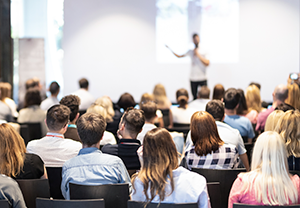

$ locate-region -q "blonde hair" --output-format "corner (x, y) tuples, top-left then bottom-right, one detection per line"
(87, 104), (108, 120)
(275, 110), (300, 157)
(245, 85), (261, 112)
(241, 131), (298, 205)
(140, 93), (154, 105)
(264, 110), (284, 131)
(0, 124), (26, 177)
(153, 84), (170, 108)
(285, 83), (300, 110)
(94, 96), (115, 122)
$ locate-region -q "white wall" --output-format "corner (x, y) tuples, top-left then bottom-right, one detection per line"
(63, 0), (299, 103)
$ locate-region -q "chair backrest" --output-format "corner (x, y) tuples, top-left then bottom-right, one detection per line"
(127, 201), (198, 208)
(160, 109), (170, 127)
(45, 167), (63, 199)
(233, 203), (300, 208)
(207, 182), (221, 208)
(36, 197), (105, 208)
(244, 143), (254, 166)
(0, 200), (9, 208)
(70, 183), (129, 208)
(16, 179), (50, 208)
(191, 168), (246, 208)
(19, 122), (42, 145)
(290, 170), (300, 177)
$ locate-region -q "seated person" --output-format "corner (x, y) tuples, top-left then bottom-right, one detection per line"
(72, 78), (95, 111)
(189, 86), (211, 111)
(27, 105), (82, 167)
(61, 113), (131, 199)
(40, 81), (60, 111)
(102, 107), (145, 170)
(229, 131), (300, 207)
(131, 128), (210, 208)
(185, 111), (239, 170)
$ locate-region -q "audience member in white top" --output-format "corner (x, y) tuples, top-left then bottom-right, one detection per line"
(27, 104), (82, 167)
(131, 128), (210, 208)
(72, 78), (95, 110)
(40, 81), (60, 111)
(0, 82), (18, 118)
(189, 86), (211, 112)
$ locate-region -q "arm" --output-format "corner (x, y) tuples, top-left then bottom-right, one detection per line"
(165, 45), (186, 58)
(40, 166), (48, 179)
(239, 153), (250, 172)
(194, 49), (210, 66)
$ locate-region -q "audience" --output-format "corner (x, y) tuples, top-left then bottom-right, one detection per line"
(40, 81), (60, 111)
(212, 84), (225, 100)
(59, 95), (81, 142)
(0, 82), (18, 118)
(228, 131), (300, 207)
(17, 88), (48, 136)
(189, 86), (211, 111)
(117, 92), (136, 113)
(27, 105), (82, 167)
(72, 78), (95, 110)
(245, 85), (262, 124)
(184, 111), (239, 170)
(131, 128), (210, 208)
(285, 83), (300, 110)
(223, 88), (255, 143)
(102, 107), (145, 170)
(61, 113), (131, 200)
(264, 110), (284, 131)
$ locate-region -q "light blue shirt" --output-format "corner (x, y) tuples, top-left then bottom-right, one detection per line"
(224, 115), (255, 139)
(131, 167), (210, 208)
(61, 147), (132, 199)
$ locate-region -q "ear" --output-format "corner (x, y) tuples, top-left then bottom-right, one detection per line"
(119, 123), (125, 131)
(74, 113), (80, 121)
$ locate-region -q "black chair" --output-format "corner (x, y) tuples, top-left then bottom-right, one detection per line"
(160, 109), (171, 127)
(36, 198), (105, 208)
(233, 203), (300, 208)
(46, 167), (64, 199)
(128, 201), (198, 208)
(244, 143), (254, 165)
(290, 170), (300, 177)
(191, 168), (246, 208)
(70, 183), (129, 208)
(19, 122), (42, 145)
(0, 200), (9, 208)
(207, 182), (221, 208)
(16, 178), (50, 208)
(78, 110), (86, 117)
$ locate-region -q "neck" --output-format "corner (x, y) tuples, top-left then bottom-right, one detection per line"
(179, 104), (188, 109)
(145, 118), (155, 124)
(272, 100), (282, 108)
(225, 109), (236, 116)
(82, 143), (100, 149)
(120, 130), (136, 140)
(48, 130), (64, 135)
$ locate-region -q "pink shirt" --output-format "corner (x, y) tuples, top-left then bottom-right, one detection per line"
(228, 172), (300, 208)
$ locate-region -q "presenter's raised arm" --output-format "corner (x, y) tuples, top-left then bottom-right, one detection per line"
(194, 49), (210, 66)
(165, 45), (186, 58)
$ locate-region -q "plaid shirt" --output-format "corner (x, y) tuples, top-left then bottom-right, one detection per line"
(185, 143), (239, 170)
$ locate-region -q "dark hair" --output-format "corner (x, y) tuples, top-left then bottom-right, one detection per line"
(25, 78), (40, 90)
(77, 113), (106, 146)
(224, 88), (240, 110)
(191, 111), (223, 156)
(24, 88), (41, 108)
(79, 78), (89, 89)
(49, 81), (60, 95)
(46, 105), (70, 131)
(198, 86), (210, 99)
(140, 101), (157, 121)
(176, 88), (189, 107)
(121, 107), (145, 134)
(212, 84), (225, 100)
(60, 95), (81, 122)
(117, 93), (136, 110)
(205, 100), (225, 121)
(249, 82), (261, 90)
(275, 103), (295, 112)
(192, 33), (198, 39)
(236, 89), (248, 115)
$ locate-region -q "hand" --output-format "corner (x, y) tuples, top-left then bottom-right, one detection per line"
(165, 45), (169, 48)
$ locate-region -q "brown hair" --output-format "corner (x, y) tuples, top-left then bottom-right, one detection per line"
(198, 86), (210, 99)
(46, 105), (70, 131)
(59, 95), (81, 122)
(0, 124), (26, 177)
(132, 128), (178, 203)
(191, 111), (223, 156)
(140, 101), (157, 121)
(121, 107), (145, 136)
(0, 82), (12, 100)
(285, 83), (300, 110)
(24, 88), (41, 108)
(212, 84), (225, 100)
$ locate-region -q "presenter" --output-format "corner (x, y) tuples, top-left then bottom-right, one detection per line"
(166, 33), (210, 100)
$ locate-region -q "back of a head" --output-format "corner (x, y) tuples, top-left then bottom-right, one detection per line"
(198, 86), (210, 99)
(121, 108), (145, 135)
(140, 93), (154, 105)
(94, 96), (115, 122)
(245, 85), (261, 112)
(249, 82), (261, 90)
(77, 113), (106, 146)
(140, 101), (157, 121)
(274, 84), (288, 102)
(212, 84), (225, 100)
(236, 89), (248, 115)
(59, 95), (81, 122)
(79, 78), (89, 89)
(176, 88), (189, 107)
(264, 110), (284, 131)
(224, 88), (240, 110)
(275, 103), (295, 112)
(274, 110), (300, 157)
(49, 81), (60, 95)
(25, 77), (40, 90)
(117, 93), (136, 111)
(153, 84), (167, 97)
(25, 88), (41, 108)
(87, 104), (108, 120)
(285, 83), (300, 110)
(190, 111), (222, 156)
(205, 100), (224, 121)
(0, 82), (11, 100)
(46, 105), (70, 131)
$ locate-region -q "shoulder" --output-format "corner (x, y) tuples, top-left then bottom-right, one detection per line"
(63, 138), (82, 146)
(102, 144), (118, 153)
(25, 153), (43, 163)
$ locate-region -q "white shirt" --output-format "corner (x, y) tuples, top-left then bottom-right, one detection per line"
(185, 121), (246, 155)
(137, 123), (157, 144)
(189, 99), (210, 112)
(131, 166), (210, 208)
(100, 131), (117, 146)
(186, 48), (209, 82)
(72, 89), (95, 110)
(26, 133), (82, 167)
(171, 107), (195, 124)
(40, 96), (59, 111)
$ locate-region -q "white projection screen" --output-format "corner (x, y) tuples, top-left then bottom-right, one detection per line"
(63, 0), (299, 103)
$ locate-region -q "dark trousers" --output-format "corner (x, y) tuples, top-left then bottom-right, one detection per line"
(190, 80), (207, 100)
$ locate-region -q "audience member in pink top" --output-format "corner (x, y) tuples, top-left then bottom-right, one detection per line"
(228, 131), (300, 208)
